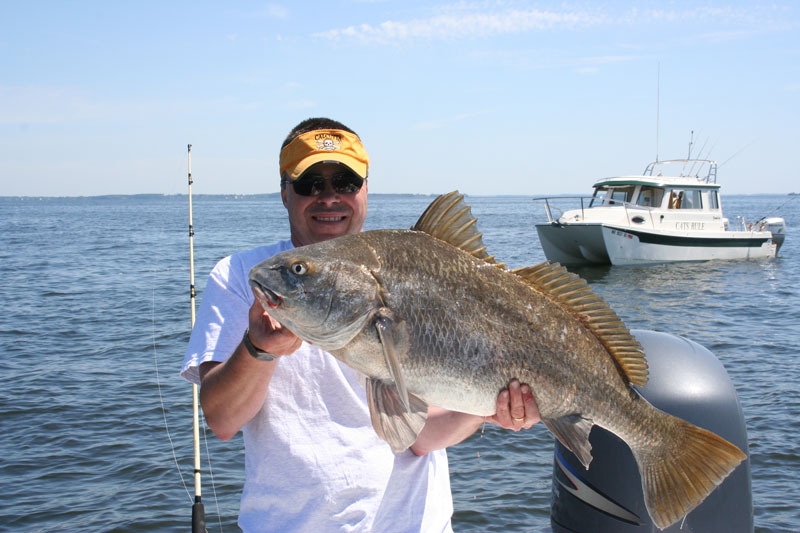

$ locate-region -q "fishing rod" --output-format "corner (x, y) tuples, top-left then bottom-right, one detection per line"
(686, 135), (711, 177)
(681, 130), (694, 176)
(188, 144), (206, 533)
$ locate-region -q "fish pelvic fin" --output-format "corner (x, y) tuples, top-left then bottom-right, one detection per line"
(374, 309), (412, 411)
(512, 262), (649, 387)
(543, 415), (594, 469)
(365, 378), (429, 453)
(412, 191), (506, 268)
(633, 414), (747, 529)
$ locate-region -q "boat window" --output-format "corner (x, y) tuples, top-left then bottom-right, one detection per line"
(668, 190), (682, 209)
(635, 186), (664, 207)
(680, 189), (702, 209)
(708, 190), (719, 210)
(606, 186), (634, 205)
(589, 188), (606, 208)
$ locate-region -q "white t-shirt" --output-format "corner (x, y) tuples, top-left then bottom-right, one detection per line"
(181, 240), (454, 532)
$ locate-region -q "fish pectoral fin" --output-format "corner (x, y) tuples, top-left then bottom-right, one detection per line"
(374, 310), (412, 411)
(365, 378), (429, 453)
(543, 414), (594, 469)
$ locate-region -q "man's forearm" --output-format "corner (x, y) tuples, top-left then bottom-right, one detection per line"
(409, 380), (540, 456)
(198, 343), (278, 440)
(410, 407), (484, 456)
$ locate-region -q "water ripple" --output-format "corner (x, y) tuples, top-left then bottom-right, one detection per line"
(1, 194), (797, 531)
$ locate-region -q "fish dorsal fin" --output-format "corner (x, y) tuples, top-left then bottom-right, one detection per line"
(512, 262), (649, 386)
(412, 191), (505, 268)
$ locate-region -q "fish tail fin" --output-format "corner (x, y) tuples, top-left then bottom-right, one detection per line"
(633, 414), (746, 529)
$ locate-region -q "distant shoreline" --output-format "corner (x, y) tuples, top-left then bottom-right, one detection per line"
(1, 192), (796, 200)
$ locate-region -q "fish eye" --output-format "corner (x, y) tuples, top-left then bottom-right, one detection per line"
(290, 262), (308, 276)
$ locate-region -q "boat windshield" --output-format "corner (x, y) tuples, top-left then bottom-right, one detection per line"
(591, 186), (634, 207)
(635, 186), (664, 208)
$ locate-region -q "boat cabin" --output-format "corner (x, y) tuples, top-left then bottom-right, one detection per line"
(589, 179), (721, 213)
(585, 160), (724, 222)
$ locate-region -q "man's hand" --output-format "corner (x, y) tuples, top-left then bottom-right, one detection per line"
(199, 295), (302, 441)
(247, 290), (302, 356)
(486, 379), (540, 431)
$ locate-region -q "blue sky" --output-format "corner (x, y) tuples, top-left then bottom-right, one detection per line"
(2, 1), (798, 196)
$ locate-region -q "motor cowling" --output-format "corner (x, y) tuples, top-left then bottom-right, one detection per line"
(550, 329), (753, 532)
(758, 217), (786, 253)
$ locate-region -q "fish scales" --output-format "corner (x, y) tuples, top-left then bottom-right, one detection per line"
(351, 229), (613, 421)
(249, 191), (746, 529)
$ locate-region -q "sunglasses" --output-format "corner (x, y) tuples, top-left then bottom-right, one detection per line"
(288, 171), (365, 197)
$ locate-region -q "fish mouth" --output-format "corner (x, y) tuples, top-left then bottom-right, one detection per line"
(250, 280), (283, 310)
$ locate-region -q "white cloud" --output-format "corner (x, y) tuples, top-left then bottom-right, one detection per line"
(316, 8), (603, 43)
(315, 3), (788, 44)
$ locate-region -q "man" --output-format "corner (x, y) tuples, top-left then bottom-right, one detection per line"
(181, 117), (539, 532)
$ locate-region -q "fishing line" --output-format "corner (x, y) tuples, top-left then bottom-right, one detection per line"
(148, 151), (197, 506)
(147, 146), (224, 531)
(152, 287), (193, 503)
(686, 135), (710, 177)
(719, 139), (757, 167)
(151, 284), (223, 531)
(202, 424), (223, 530)
(756, 193), (798, 222)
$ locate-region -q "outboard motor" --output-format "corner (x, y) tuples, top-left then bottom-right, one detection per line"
(550, 329), (752, 532)
(758, 217), (786, 253)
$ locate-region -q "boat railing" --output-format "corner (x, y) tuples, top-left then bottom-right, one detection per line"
(533, 196), (595, 223)
(643, 159), (718, 183)
(534, 196), (660, 229)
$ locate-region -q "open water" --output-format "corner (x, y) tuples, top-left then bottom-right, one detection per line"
(1, 193), (798, 532)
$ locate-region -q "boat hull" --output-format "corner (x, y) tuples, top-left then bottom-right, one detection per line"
(536, 222), (778, 266)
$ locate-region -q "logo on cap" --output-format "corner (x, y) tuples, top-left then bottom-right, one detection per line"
(315, 133), (342, 151)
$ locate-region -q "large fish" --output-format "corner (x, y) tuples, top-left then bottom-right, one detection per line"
(249, 192), (745, 529)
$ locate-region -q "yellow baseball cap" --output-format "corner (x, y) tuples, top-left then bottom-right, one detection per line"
(279, 129), (369, 180)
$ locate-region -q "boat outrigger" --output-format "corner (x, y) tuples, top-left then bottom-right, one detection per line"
(535, 159), (786, 266)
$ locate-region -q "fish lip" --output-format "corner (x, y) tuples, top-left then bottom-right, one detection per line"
(249, 280), (283, 309)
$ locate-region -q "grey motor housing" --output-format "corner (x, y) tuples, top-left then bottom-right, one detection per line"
(550, 329), (753, 532)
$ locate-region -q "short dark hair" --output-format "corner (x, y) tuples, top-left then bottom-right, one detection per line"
(281, 118), (358, 149)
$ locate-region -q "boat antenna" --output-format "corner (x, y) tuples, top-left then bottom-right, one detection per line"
(187, 144), (206, 533)
(655, 62), (660, 163)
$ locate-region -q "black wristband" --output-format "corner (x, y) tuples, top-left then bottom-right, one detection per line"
(242, 328), (277, 361)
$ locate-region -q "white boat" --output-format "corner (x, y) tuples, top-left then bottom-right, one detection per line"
(534, 159), (787, 266)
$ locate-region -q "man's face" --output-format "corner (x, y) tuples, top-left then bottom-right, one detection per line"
(282, 162), (368, 247)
